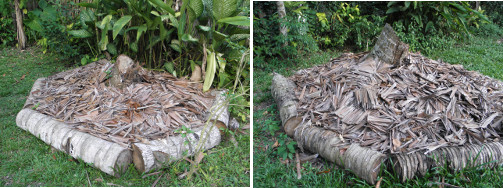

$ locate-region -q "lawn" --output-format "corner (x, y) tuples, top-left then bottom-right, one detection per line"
(0, 47), (250, 187)
(253, 34), (503, 187)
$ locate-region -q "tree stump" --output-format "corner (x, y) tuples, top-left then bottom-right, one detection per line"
(108, 54), (142, 89)
(367, 23), (409, 66)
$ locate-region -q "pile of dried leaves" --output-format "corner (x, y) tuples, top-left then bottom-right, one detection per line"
(31, 60), (214, 148)
(291, 52), (503, 154)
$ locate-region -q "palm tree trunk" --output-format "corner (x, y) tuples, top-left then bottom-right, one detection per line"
(276, 1), (288, 47)
(14, 0), (26, 50)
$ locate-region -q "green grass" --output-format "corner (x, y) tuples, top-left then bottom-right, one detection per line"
(0, 47), (250, 187)
(253, 33), (503, 187)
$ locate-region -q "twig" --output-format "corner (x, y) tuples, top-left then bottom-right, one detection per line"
(86, 170), (92, 187)
(142, 171), (163, 179)
(295, 152), (301, 179)
(151, 172), (164, 187)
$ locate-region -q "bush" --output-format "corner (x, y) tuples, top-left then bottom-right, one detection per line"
(253, 1), (318, 69)
(305, 3), (385, 51)
(24, 0), (88, 61)
(393, 21), (455, 56)
(483, 2), (503, 27)
(473, 23), (503, 38)
(0, 1), (15, 48)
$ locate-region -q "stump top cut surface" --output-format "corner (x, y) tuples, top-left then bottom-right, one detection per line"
(27, 60), (215, 148)
(290, 51), (503, 154)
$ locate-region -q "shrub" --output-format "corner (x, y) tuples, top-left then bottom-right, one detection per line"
(253, 1), (318, 69)
(0, 1), (15, 48)
(305, 3), (385, 51)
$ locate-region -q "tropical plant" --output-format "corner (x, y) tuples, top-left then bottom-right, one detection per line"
(308, 3), (385, 50)
(0, 1), (16, 48)
(23, 0), (86, 59)
(386, 1), (490, 37)
(68, 0), (249, 92)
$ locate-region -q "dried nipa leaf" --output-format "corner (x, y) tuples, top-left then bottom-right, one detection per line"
(30, 60), (215, 148)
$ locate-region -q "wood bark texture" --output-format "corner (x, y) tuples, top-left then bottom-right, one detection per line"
(293, 121), (386, 184)
(271, 72), (302, 137)
(108, 54), (140, 89)
(276, 1), (288, 47)
(368, 23), (408, 66)
(14, 0), (26, 49)
(392, 141), (503, 182)
(208, 90), (230, 134)
(132, 123), (221, 173)
(16, 109), (132, 176)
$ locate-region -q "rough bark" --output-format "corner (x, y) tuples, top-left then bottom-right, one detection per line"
(16, 109), (132, 176)
(393, 141), (503, 182)
(293, 121), (386, 184)
(14, 0), (26, 50)
(132, 123), (221, 173)
(208, 90), (230, 134)
(276, 1), (288, 47)
(271, 72), (302, 137)
(367, 23), (409, 66)
(23, 77), (46, 109)
(108, 54), (141, 89)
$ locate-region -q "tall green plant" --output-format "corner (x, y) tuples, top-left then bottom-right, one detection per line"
(387, 1), (490, 37)
(67, 0), (249, 93)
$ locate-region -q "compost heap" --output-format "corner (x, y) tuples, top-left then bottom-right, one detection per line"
(290, 52), (503, 154)
(29, 60), (214, 149)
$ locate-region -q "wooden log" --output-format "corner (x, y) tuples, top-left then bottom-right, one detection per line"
(271, 72), (302, 137)
(392, 141), (503, 182)
(132, 123), (221, 173)
(16, 109), (132, 176)
(293, 121), (386, 184)
(366, 23), (409, 66)
(132, 90), (229, 172)
(208, 90), (230, 134)
(23, 77), (46, 109)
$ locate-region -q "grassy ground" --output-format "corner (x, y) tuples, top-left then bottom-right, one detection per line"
(0, 47), (250, 187)
(253, 34), (503, 187)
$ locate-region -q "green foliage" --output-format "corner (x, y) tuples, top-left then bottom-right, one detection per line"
(0, 17), (16, 48)
(23, 0), (88, 60)
(253, 1), (318, 69)
(66, 0), (249, 93)
(0, 1), (15, 48)
(386, 2), (490, 37)
(276, 133), (296, 160)
(227, 91), (249, 122)
(392, 21), (455, 56)
(307, 3), (385, 50)
(483, 2), (503, 27)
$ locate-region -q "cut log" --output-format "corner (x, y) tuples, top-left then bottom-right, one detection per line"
(271, 72), (302, 137)
(393, 141), (503, 182)
(367, 23), (409, 66)
(132, 123), (221, 173)
(293, 121), (386, 184)
(208, 90), (230, 134)
(16, 109), (132, 176)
